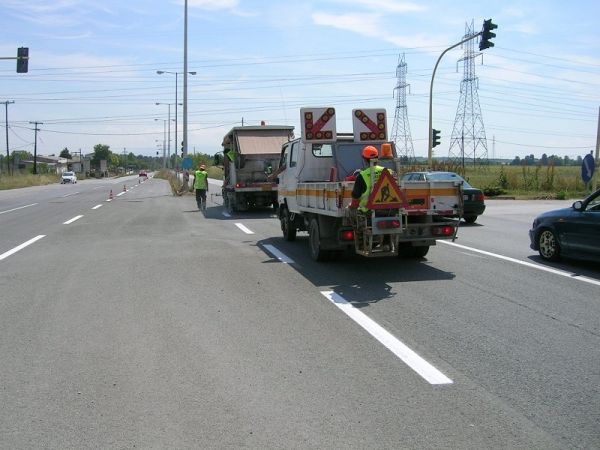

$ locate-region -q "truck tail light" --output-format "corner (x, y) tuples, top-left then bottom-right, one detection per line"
(475, 193), (485, 202)
(235, 182), (246, 188)
(340, 230), (354, 241)
(432, 225), (455, 236)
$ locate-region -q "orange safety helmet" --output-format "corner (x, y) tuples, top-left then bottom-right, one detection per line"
(361, 145), (379, 160)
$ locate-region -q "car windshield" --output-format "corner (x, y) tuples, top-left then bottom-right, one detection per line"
(63, 172), (73, 177)
(427, 172), (472, 188)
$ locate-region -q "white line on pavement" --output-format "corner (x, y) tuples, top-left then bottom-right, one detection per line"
(263, 244), (295, 264)
(0, 203), (38, 215)
(63, 215), (84, 225)
(61, 192), (80, 197)
(321, 291), (453, 385)
(440, 241), (600, 287)
(92, 204), (103, 210)
(235, 223), (254, 234)
(116, 191), (126, 197)
(0, 235), (46, 261)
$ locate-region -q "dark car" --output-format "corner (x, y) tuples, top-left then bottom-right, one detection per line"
(401, 171), (486, 223)
(529, 188), (600, 262)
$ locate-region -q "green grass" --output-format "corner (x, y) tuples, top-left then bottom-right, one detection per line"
(0, 173), (59, 190)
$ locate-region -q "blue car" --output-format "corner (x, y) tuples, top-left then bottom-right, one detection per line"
(529, 188), (600, 262)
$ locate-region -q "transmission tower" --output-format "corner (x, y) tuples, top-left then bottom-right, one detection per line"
(391, 54), (415, 164)
(448, 21), (489, 167)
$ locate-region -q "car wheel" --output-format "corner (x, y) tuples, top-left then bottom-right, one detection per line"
(281, 206), (296, 241)
(537, 229), (560, 261)
(464, 215), (477, 224)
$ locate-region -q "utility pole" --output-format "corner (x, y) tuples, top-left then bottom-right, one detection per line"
(2, 100), (14, 175)
(594, 105), (599, 190)
(29, 121), (42, 174)
(183, 0), (188, 158)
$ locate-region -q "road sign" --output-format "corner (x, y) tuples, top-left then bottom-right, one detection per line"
(300, 107), (336, 143)
(581, 153), (595, 184)
(182, 157), (193, 170)
(366, 169), (405, 210)
(352, 109), (387, 142)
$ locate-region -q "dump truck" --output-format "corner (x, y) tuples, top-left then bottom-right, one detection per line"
(216, 124), (294, 213)
(275, 107), (463, 261)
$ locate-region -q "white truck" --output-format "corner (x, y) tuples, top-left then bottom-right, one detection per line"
(275, 107), (463, 261)
(217, 124), (294, 213)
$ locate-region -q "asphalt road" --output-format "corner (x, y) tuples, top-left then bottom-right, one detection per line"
(1, 176), (598, 449)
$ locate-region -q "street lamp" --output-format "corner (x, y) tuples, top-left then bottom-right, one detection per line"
(156, 70), (196, 163)
(154, 119), (167, 168)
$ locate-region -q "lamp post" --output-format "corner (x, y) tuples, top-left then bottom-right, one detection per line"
(156, 71), (196, 165)
(154, 119), (167, 168)
(155, 103), (172, 168)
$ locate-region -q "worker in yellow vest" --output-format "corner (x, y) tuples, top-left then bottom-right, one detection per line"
(193, 164), (209, 211)
(348, 146), (386, 212)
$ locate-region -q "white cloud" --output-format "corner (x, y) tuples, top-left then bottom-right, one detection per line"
(188, 0), (239, 10)
(312, 12), (447, 50)
(328, 0), (426, 13)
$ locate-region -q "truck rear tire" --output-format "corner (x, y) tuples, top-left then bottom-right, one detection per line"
(281, 207), (297, 241)
(398, 244), (430, 258)
(309, 217), (329, 262)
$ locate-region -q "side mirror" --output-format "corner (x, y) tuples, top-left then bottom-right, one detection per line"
(213, 154), (223, 166)
(572, 200), (583, 211)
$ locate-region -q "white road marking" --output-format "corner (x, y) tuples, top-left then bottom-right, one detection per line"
(61, 192), (80, 197)
(440, 241), (600, 287)
(92, 204), (103, 210)
(0, 235), (46, 261)
(63, 215), (84, 225)
(0, 203), (38, 215)
(263, 244), (295, 264)
(235, 223), (254, 234)
(116, 191), (126, 197)
(321, 291), (453, 385)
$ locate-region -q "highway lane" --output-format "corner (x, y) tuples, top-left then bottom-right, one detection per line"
(0, 174), (150, 258)
(1, 179), (598, 449)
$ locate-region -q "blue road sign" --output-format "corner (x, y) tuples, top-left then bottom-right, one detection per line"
(182, 157), (193, 170)
(581, 153), (595, 184)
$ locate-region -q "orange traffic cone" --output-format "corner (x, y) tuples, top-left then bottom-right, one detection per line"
(109, 190), (113, 200)
(123, 184), (127, 192)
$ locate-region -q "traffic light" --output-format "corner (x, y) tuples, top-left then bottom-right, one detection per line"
(181, 141), (184, 153)
(432, 129), (441, 148)
(479, 19), (497, 51)
(16, 47), (29, 73)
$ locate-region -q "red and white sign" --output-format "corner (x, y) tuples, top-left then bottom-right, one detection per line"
(300, 107), (336, 143)
(352, 109), (387, 142)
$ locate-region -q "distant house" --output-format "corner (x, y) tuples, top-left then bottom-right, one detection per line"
(20, 155), (69, 174)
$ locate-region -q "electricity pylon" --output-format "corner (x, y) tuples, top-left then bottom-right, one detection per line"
(391, 54), (415, 164)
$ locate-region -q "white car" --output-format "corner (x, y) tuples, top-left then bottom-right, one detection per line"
(61, 171), (77, 184)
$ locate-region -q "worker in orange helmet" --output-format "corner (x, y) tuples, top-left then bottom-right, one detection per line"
(348, 145), (387, 212)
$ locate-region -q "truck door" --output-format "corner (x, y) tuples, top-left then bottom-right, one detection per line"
(278, 140), (300, 211)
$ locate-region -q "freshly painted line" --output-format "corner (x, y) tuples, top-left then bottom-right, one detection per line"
(116, 191), (125, 197)
(61, 192), (80, 197)
(0, 203), (38, 215)
(63, 215), (84, 225)
(440, 241), (600, 287)
(263, 244), (295, 264)
(235, 223), (254, 234)
(0, 235), (46, 261)
(321, 291), (453, 385)
(92, 204), (103, 210)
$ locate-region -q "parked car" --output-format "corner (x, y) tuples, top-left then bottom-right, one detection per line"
(61, 171), (77, 184)
(529, 188), (600, 262)
(401, 171), (485, 223)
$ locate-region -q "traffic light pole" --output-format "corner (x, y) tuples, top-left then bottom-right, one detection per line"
(428, 34), (479, 167)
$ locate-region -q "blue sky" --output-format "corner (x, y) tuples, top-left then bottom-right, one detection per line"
(1, 0), (598, 161)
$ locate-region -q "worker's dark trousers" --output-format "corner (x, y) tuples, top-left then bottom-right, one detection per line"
(196, 189), (207, 210)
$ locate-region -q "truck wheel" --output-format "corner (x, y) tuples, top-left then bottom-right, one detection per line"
(464, 215), (477, 224)
(309, 217), (329, 262)
(281, 207), (296, 241)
